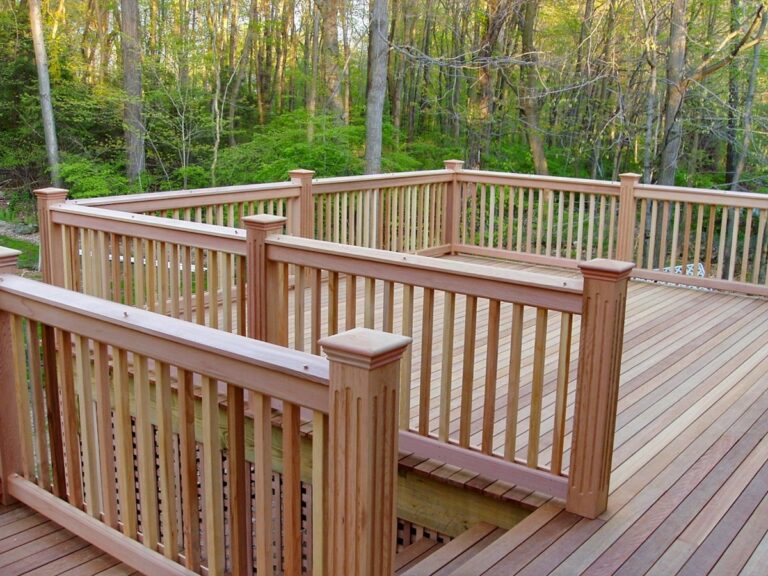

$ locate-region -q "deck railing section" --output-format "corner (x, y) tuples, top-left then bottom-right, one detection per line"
(630, 180), (768, 293)
(0, 274), (409, 576)
(453, 168), (622, 264)
(41, 197), (250, 334)
(246, 215), (632, 518)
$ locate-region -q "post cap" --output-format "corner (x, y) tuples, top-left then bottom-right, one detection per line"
(34, 187), (69, 199)
(320, 328), (411, 370)
(444, 160), (464, 171)
(290, 169), (315, 180)
(242, 214), (287, 231)
(619, 173), (641, 180)
(578, 259), (635, 281)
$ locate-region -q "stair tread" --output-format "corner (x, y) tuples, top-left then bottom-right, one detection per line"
(395, 538), (442, 573)
(449, 502), (564, 575)
(400, 522), (499, 576)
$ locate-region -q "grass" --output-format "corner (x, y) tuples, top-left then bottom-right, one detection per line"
(0, 235), (39, 270)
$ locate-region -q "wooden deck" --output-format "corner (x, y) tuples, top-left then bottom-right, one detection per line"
(7, 254), (768, 574)
(0, 503), (136, 576)
(397, 255), (768, 575)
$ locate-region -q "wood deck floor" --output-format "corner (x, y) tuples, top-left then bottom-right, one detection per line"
(8, 254), (768, 574)
(396, 255), (768, 575)
(0, 503), (136, 576)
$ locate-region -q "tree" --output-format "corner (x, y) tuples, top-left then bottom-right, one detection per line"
(364, 0), (389, 173)
(120, 0), (145, 184)
(28, 0), (61, 186)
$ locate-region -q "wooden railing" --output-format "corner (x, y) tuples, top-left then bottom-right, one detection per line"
(0, 273), (409, 575)
(246, 215), (632, 518)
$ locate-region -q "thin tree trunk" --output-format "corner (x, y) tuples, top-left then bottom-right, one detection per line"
(364, 0), (389, 174)
(120, 0), (145, 184)
(658, 0), (687, 185)
(307, 0), (320, 142)
(29, 0), (61, 186)
(726, 0), (741, 184)
(319, 0), (344, 121)
(520, 0), (549, 175)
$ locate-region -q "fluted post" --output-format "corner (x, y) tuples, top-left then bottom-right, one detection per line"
(320, 328), (411, 576)
(34, 187), (68, 286)
(567, 259), (633, 518)
(443, 159), (464, 252)
(616, 173), (640, 262)
(243, 214), (287, 343)
(290, 169), (315, 239)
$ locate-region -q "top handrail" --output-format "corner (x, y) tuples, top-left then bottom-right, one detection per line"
(265, 234), (584, 313)
(72, 181), (301, 212)
(457, 169), (622, 195)
(310, 169), (453, 194)
(635, 182), (768, 208)
(0, 274), (330, 411)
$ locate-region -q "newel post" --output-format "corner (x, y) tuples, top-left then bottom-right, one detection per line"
(243, 214), (288, 343)
(320, 328), (411, 576)
(0, 247), (21, 275)
(290, 169), (315, 239)
(616, 173), (640, 262)
(34, 187), (69, 286)
(444, 159), (464, 252)
(567, 259), (634, 519)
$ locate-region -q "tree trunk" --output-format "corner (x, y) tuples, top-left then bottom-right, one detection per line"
(28, 0), (61, 186)
(120, 0), (144, 185)
(520, 0), (549, 175)
(307, 0), (320, 142)
(319, 0), (344, 121)
(364, 0), (389, 174)
(726, 0), (741, 184)
(658, 0), (687, 185)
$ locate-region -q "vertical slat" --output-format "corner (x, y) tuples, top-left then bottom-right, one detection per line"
(227, 383), (247, 574)
(364, 277), (376, 329)
(113, 349), (137, 538)
(135, 354), (159, 549)
(681, 203), (693, 272)
(741, 208), (753, 282)
(195, 247), (205, 325)
(157, 361), (178, 560)
(26, 320), (50, 489)
(486, 184), (494, 248)
(647, 200), (658, 269)
(670, 202), (681, 270)
(311, 267), (322, 354)
(607, 196), (616, 258)
(382, 280), (395, 332)
(110, 233), (121, 302)
(252, 391), (273, 576)
(556, 191), (565, 258)
(328, 271), (339, 336)
(418, 288), (435, 436)
(183, 246), (193, 322)
(74, 334), (101, 518)
(504, 304), (524, 461)
(345, 274), (357, 330)
(551, 313), (573, 475)
(170, 244), (180, 318)
(754, 210), (767, 284)
(399, 284), (414, 430)
(526, 189), (534, 253)
(178, 369), (200, 571)
(694, 205), (705, 273)
(470, 183), (478, 247)
(516, 187), (525, 252)
(535, 189), (544, 254)
(527, 308), (548, 468)
(439, 292), (455, 442)
(566, 193), (575, 259)
(637, 198), (647, 267)
(481, 300), (501, 455)
(202, 375), (225, 575)
(658, 201), (670, 269)
(93, 342), (117, 527)
(295, 265), (306, 351)
(705, 206), (717, 275)
(496, 185), (504, 250)
(282, 402), (302, 575)
(146, 239), (157, 312)
(158, 241), (169, 316)
(716, 207), (729, 279)
(545, 191), (555, 256)
(459, 296), (477, 448)
(507, 186), (515, 251)
(11, 316), (34, 478)
(586, 195), (596, 260)
(312, 412), (328, 576)
(728, 208), (740, 281)
(236, 256), (247, 336)
(42, 325), (65, 497)
(596, 195), (606, 258)
(208, 247), (219, 329)
(222, 252), (233, 333)
(576, 194), (585, 259)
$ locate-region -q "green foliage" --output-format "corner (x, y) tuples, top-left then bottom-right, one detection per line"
(59, 156), (130, 198)
(0, 236), (39, 270)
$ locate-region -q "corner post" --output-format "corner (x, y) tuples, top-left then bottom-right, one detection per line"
(34, 187), (69, 286)
(243, 214), (288, 343)
(320, 328), (411, 576)
(290, 169), (315, 239)
(0, 247), (21, 275)
(567, 259), (633, 518)
(443, 160), (464, 253)
(616, 173), (640, 262)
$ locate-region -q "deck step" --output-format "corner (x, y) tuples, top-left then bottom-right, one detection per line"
(400, 522), (504, 576)
(447, 502), (564, 575)
(395, 538), (444, 573)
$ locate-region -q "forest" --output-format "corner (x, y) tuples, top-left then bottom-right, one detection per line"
(1, 0), (767, 224)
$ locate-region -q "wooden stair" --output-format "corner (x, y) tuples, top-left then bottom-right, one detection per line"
(397, 522), (506, 575)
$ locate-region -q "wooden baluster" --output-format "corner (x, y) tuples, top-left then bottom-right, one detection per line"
(755, 211), (767, 284)
(482, 299), (501, 455)
(459, 295), (477, 448)
(517, 187), (525, 252)
(328, 271), (340, 336)
(535, 189), (544, 254)
(364, 277), (376, 328)
(586, 195), (596, 260)
(201, 375), (225, 575)
(729, 208), (741, 281)
(556, 191), (565, 258)
(227, 381), (247, 574)
(596, 196), (606, 258)
(485, 183), (493, 248)
(320, 328), (410, 576)
(135, 354), (159, 549)
(57, 329), (83, 509)
(0, 311), (28, 504)
(208, 247), (219, 329)
(25, 320), (50, 490)
(527, 308), (548, 468)
(647, 200), (658, 269)
(311, 267), (322, 354)
(113, 348), (137, 539)
(716, 207), (729, 279)
(419, 288), (435, 436)
(681, 204), (693, 273)
(312, 411), (329, 576)
(637, 198), (647, 267)
(551, 313), (573, 476)
(546, 190), (555, 256)
(741, 208), (753, 283)
(399, 284), (414, 430)
(157, 361), (178, 560)
(177, 368), (201, 571)
(567, 259), (633, 518)
(251, 391), (273, 576)
(670, 202), (681, 271)
(705, 206), (717, 275)
(382, 280), (395, 332)
(658, 201), (670, 269)
(576, 194), (585, 260)
(504, 304), (524, 461)
(94, 342), (117, 527)
(41, 324), (65, 498)
(507, 186), (516, 251)
(566, 194), (575, 259)
(617, 174), (639, 261)
(282, 400), (302, 575)
(439, 292), (456, 442)
(74, 334), (101, 518)
(236, 255), (247, 336)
